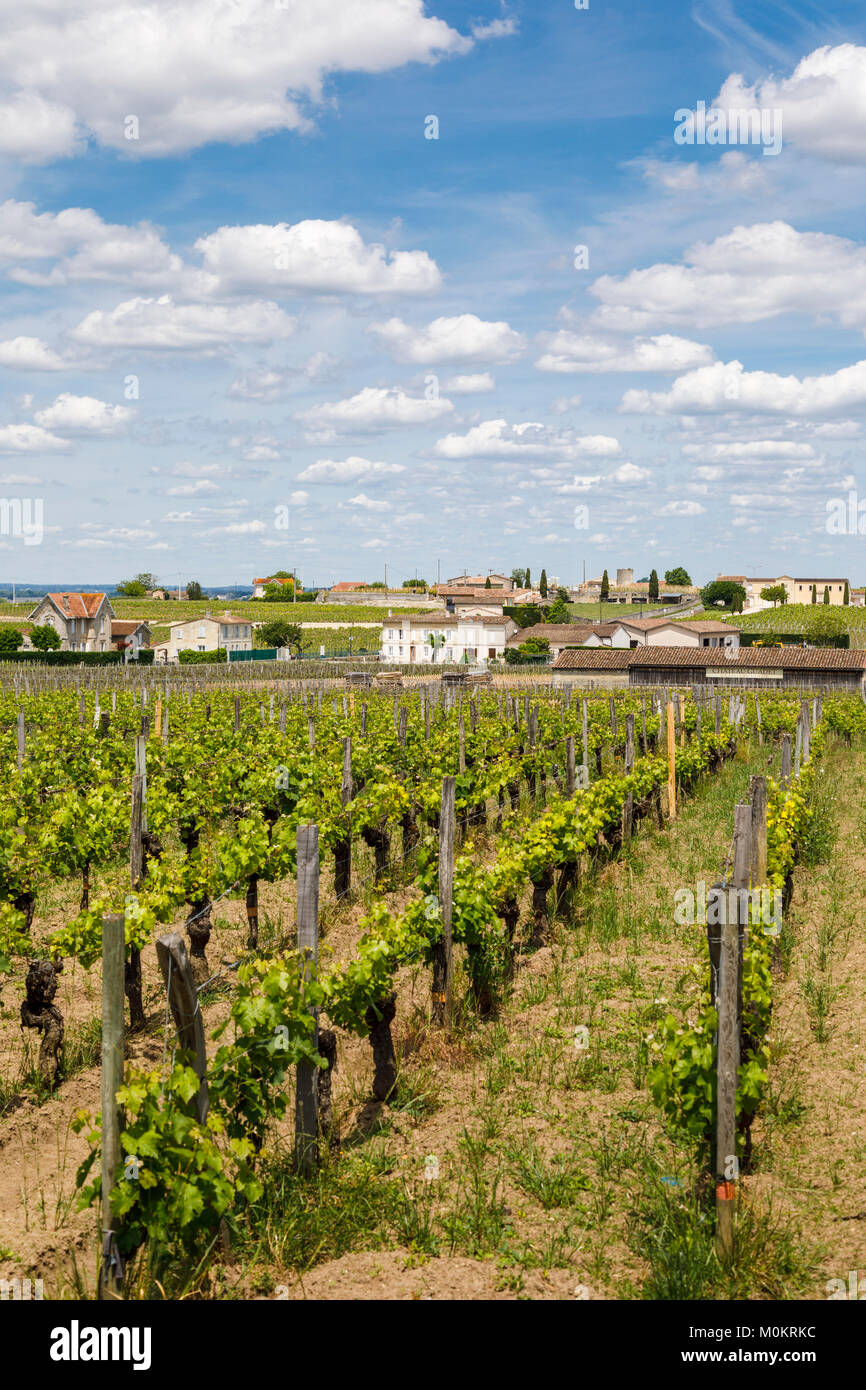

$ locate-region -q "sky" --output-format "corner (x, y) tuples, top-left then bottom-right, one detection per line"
(2, 0), (866, 588)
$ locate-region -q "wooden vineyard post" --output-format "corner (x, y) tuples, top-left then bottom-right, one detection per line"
(780, 733), (792, 788)
(134, 735), (147, 834)
(295, 825), (320, 1175)
(749, 775), (768, 887)
(801, 701), (811, 764)
(234, 695), (241, 732)
(715, 692), (722, 738)
(640, 696), (647, 754)
(794, 718), (802, 777)
(458, 713), (466, 773)
(666, 700), (676, 819)
(154, 697), (162, 739)
(432, 775), (456, 1027)
(609, 696), (617, 745)
(755, 697), (762, 746)
(565, 735), (576, 797)
(334, 737), (353, 900)
(581, 698), (589, 784)
(308, 715), (316, 751)
(156, 932), (208, 1123)
(622, 713), (635, 839)
(100, 912), (125, 1300)
(716, 802), (750, 1260)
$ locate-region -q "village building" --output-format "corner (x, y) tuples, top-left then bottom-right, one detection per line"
(111, 620), (151, 655)
(716, 574), (853, 612)
(154, 612), (253, 663)
(552, 645), (866, 693)
(27, 592), (115, 652)
(381, 611), (518, 665)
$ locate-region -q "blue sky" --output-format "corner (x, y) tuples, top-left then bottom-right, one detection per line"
(3, 0), (866, 588)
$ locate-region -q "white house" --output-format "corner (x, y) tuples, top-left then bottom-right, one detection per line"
(592, 616), (740, 649)
(716, 574), (852, 613)
(157, 611), (253, 662)
(27, 591), (115, 651)
(381, 611), (518, 665)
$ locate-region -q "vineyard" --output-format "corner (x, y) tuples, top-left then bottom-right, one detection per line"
(0, 674), (864, 1301)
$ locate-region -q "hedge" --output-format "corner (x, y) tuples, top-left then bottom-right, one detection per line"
(0, 650), (123, 665)
(178, 648), (227, 665)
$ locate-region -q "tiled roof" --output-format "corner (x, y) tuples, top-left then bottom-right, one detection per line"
(553, 645), (866, 671)
(552, 648), (635, 669)
(613, 615), (673, 631)
(111, 620), (148, 635)
(675, 619), (740, 634)
(506, 623), (593, 646)
(43, 591), (108, 618)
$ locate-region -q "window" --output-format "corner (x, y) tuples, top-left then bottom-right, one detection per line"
(177, 629), (184, 641)
(198, 645), (205, 652)
(488, 647), (496, 658)
(197, 625), (206, 638)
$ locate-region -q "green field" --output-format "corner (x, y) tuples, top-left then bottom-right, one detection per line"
(566, 601), (676, 621)
(732, 603), (866, 642)
(0, 599), (428, 625)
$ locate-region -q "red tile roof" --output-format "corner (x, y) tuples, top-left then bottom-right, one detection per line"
(45, 591), (108, 618)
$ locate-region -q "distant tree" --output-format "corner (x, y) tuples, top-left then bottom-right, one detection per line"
(485, 576), (492, 589)
(30, 624), (61, 651)
(545, 596), (570, 623)
(525, 567), (531, 588)
(0, 627), (23, 652)
(186, 580), (203, 601)
(700, 580), (745, 613)
(760, 584), (787, 607)
(600, 569), (610, 600)
(263, 580), (294, 601)
(365, 581), (387, 590)
(510, 567), (525, 588)
(648, 569), (659, 601)
(402, 578), (427, 590)
(823, 585), (830, 604)
(258, 620), (304, 651)
(505, 637), (550, 665)
(664, 567), (692, 586)
(270, 570), (293, 580)
(844, 580), (850, 605)
(539, 568), (548, 598)
(512, 603), (543, 629)
(556, 587), (569, 601)
(811, 584), (817, 604)
(116, 579), (147, 597)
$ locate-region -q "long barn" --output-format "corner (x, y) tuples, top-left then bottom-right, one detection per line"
(551, 644), (866, 692)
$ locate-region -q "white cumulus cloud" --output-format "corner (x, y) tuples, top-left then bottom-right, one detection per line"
(369, 313), (524, 363)
(34, 393), (133, 434)
(296, 456), (405, 484)
(70, 295), (296, 349)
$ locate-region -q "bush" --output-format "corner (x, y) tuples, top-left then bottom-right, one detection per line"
(30, 623), (61, 651)
(0, 627), (23, 653)
(178, 648), (226, 664)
